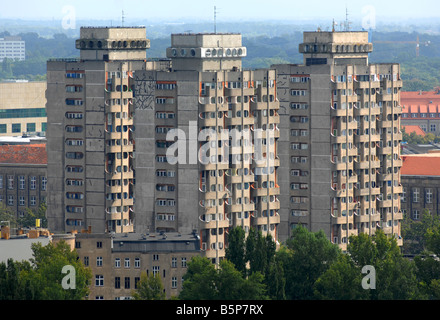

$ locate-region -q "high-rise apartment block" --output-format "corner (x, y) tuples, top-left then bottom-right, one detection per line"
(133, 33), (280, 263)
(274, 31), (403, 250)
(46, 29), (280, 263)
(46, 27), (149, 234)
(46, 27), (403, 259)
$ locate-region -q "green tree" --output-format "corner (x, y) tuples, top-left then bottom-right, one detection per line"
(179, 256), (218, 300)
(17, 202), (48, 229)
(21, 240), (92, 300)
(402, 208), (440, 254)
(179, 256), (267, 300)
(283, 225), (341, 300)
(132, 271), (166, 300)
(0, 204), (17, 228)
(347, 230), (419, 300)
(314, 254), (369, 300)
(225, 226), (246, 275)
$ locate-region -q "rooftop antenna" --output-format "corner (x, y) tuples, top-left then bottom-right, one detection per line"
(214, 6), (217, 34)
(344, 6), (352, 31)
(122, 10), (125, 26)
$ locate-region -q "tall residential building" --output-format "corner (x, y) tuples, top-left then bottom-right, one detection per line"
(46, 28), (280, 264)
(273, 30), (403, 250)
(46, 27), (150, 234)
(133, 33), (280, 264)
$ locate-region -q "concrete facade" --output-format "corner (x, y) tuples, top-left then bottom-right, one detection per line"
(134, 33), (280, 264)
(273, 31), (403, 250)
(46, 27), (148, 235)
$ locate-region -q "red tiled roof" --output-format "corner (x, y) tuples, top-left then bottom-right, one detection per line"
(401, 154), (440, 176)
(401, 91), (440, 117)
(402, 125), (426, 136)
(0, 144), (47, 165)
(401, 90), (440, 103)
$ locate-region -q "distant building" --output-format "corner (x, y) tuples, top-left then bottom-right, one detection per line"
(0, 143), (47, 220)
(74, 231), (200, 300)
(0, 36), (25, 62)
(401, 89), (440, 134)
(401, 153), (440, 219)
(0, 81), (47, 136)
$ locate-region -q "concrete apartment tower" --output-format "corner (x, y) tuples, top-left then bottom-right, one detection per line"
(133, 33), (280, 264)
(46, 27), (149, 234)
(273, 30), (403, 251)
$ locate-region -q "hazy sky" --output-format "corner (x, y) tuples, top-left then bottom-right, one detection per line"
(1, 0), (439, 23)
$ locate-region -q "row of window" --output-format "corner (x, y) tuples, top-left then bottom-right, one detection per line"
(0, 122), (45, 134)
(401, 187), (436, 203)
(0, 195), (39, 206)
(94, 275), (183, 291)
(0, 108), (46, 119)
(0, 175), (46, 190)
(82, 255), (187, 268)
(402, 113), (440, 119)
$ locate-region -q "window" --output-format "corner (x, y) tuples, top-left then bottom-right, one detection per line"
(134, 258), (140, 268)
(19, 196), (25, 206)
(426, 188), (433, 203)
(115, 258), (121, 268)
(413, 188), (419, 203)
(97, 241), (103, 248)
(115, 277), (121, 289)
(26, 123), (36, 132)
(181, 257), (187, 268)
(7, 195), (13, 206)
(124, 258), (130, 268)
(412, 209), (420, 220)
(290, 90), (307, 96)
(30, 196), (36, 206)
(19, 176), (25, 189)
(124, 277), (130, 289)
(0, 124), (6, 133)
(95, 275), (104, 287)
(30, 176), (36, 190)
(66, 85), (83, 92)
(41, 177), (47, 191)
(172, 257), (177, 268)
(431, 124), (436, 132)
(401, 187), (406, 202)
(152, 266), (160, 277)
(96, 256), (103, 267)
(12, 123), (21, 133)
(172, 277), (178, 289)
